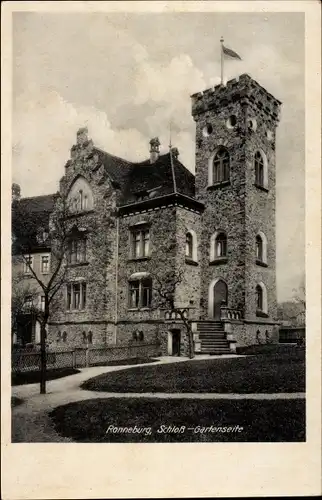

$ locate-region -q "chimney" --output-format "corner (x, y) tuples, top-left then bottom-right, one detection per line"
(170, 147), (179, 160)
(12, 183), (21, 202)
(149, 137), (160, 164)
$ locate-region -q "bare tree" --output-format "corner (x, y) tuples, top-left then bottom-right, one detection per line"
(12, 194), (75, 393)
(12, 190), (115, 393)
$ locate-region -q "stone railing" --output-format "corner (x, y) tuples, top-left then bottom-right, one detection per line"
(220, 307), (243, 321)
(163, 309), (189, 321)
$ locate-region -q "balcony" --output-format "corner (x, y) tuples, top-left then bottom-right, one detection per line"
(220, 307), (243, 321)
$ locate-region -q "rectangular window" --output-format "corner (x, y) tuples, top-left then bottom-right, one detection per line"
(23, 256), (33, 274)
(129, 281), (140, 308)
(41, 255), (50, 273)
(130, 228), (150, 258)
(128, 278), (152, 309)
(40, 296), (45, 311)
(141, 279), (152, 307)
(68, 238), (87, 264)
(66, 282), (87, 311)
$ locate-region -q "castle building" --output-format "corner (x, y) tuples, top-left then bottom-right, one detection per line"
(12, 74), (281, 355)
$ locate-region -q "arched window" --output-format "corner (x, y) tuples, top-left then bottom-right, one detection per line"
(256, 282), (268, 315)
(256, 285), (263, 310)
(256, 235), (263, 261)
(185, 233), (193, 259)
(210, 231), (227, 261)
(215, 232), (227, 258)
(255, 232), (268, 264)
(213, 148), (230, 184)
(87, 331), (93, 344)
(67, 176), (94, 213)
(254, 150), (268, 189)
(62, 331), (67, 343)
(185, 230), (198, 262)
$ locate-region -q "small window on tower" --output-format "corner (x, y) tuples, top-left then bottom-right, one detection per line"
(202, 123), (213, 137)
(226, 115), (237, 129)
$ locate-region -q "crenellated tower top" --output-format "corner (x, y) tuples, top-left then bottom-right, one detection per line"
(191, 73), (281, 124)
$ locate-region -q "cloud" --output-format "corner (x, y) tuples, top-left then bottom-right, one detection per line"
(12, 89), (149, 196)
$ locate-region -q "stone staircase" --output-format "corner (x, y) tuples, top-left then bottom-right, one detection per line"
(197, 321), (232, 355)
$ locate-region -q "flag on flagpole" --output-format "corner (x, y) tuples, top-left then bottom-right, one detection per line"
(222, 44), (242, 60)
(220, 37), (242, 84)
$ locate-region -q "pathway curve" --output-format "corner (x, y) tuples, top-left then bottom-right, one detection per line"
(11, 355), (305, 443)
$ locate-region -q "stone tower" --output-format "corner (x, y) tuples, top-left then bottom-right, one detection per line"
(191, 74), (281, 343)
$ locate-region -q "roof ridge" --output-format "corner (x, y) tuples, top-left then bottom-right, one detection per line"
(93, 146), (133, 165)
(20, 193), (56, 201)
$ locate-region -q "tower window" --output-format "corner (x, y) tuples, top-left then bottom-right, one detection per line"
(255, 151), (264, 186)
(185, 233), (193, 259)
(226, 115), (237, 129)
(202, 123), (213, 137)
(256, 235), (263, 261)
(185, 230), (198, 262)
(215, 232), (227, 258)
(256, 285), (263, 310)
(213, 148), (230, 184)
(255, 232), (268, 265)
(254, 150), (268, 190)
(210, 231), (228, 263)
(255, 282), (268, 316)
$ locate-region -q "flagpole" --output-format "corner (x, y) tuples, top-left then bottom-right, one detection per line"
(220, 36), (224, 85)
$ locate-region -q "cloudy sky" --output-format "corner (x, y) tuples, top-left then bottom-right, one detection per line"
(12, 11), (304, 301)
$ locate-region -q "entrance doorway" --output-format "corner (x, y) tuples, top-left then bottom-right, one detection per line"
(213, 279), (228, 320)
(169, 329), (181, 356)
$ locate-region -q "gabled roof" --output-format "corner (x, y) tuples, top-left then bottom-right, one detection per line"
(119, 152), (195, 205)
(17, 194), (56, 214)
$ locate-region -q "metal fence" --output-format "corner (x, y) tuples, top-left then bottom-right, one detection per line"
(12, 342), (161, 373)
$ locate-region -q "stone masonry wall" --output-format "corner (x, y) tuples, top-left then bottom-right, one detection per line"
(191, 74), (280, 326)
(116, 206), (177, 345)
(48, 129), (118, 346)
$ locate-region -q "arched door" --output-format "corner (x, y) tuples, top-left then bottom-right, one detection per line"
(213, 280), (228, 320)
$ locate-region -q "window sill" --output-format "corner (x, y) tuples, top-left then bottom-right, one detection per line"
(65, 309), (87, 313)
(207, 180), (230, 190)
(254, 183), (269, 193)
(68, 262), (89, 268)
(256, 260), (268, 268)
(209, 257), (228, 266)
(185, 258), (198, 266)
(256, 310), (269, 318)
(128, 307), (152, 312)
(128, 256), (151, 263)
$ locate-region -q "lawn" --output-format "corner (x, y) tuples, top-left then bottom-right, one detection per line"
(81, 346), (305, 394)
(50, 397), (305, 442)
(12, 367), (80, 386)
